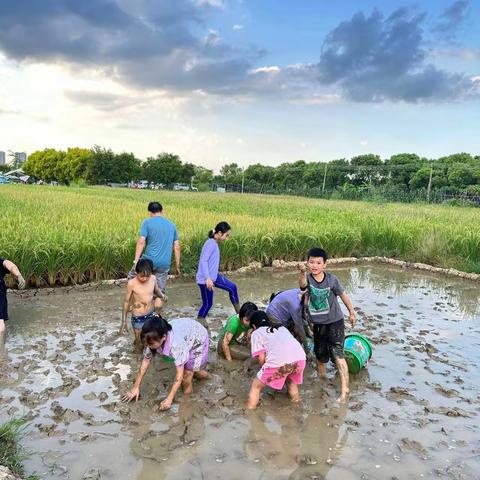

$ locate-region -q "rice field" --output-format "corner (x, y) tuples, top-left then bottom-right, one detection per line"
(1, 184), (479, 286)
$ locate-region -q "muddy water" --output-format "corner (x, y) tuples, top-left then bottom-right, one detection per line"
(1, 266), (479, 480)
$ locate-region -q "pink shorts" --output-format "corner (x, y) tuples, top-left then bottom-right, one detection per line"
(257, 360), (306, 390)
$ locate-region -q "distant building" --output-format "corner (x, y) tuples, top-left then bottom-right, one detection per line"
(0, 151), (5, 165)
(17, 152), (27, 163)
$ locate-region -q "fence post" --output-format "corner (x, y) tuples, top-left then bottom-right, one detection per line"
(322, 163), (328, 194)
(427, 164), (433, 203)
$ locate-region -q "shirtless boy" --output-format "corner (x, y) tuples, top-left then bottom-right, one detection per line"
(120, 259), (165, 350)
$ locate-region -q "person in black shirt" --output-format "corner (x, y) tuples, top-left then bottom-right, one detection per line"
(1, 257), (26, 336)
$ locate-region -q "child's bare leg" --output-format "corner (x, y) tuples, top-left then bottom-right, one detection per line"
(134, 328), (142, 351)
(334, 358), (350, 403)
(182, 370), (194, 394)
(286, 380), (299, 403)
(317, 360), (327, 379)
(0, 320), (6, 361)
(247, 378), (265, 409)
(154, 297), (164, 313)
(193, 370), (211, 380)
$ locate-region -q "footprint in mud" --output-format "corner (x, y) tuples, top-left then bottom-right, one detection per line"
(397, 437), (429, 459)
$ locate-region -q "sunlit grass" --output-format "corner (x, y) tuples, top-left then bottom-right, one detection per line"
(1, 184), (479, 286)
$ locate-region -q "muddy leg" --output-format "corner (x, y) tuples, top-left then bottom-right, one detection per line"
(247, 378), (265, 409)
(134, 328), (143, 352)
(154, 297), (164, 313)
(286, 380), (299, 403)
(334, 358), (350, 403)
(182, 370), (194, 394)
(317, 360), (327, 379)
(0, 319), (6, 361)
(193, 370), (211, 380)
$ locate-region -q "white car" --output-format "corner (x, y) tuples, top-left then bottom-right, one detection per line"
(173, 183), (191, 191)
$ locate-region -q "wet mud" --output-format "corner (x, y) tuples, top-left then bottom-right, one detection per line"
(1, 266), (479, 479)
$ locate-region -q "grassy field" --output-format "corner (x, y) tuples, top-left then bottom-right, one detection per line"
(1, 184), (479, 286)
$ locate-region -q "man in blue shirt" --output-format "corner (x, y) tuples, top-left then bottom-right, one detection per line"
(130, 202), (180, 309)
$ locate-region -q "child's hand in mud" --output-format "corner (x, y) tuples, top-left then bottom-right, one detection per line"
(119, 322), (129, 335)
(348, 311), (356, 327)
(158, 398), (172, 410)
(297, 262), (307, 273)
(122, 387), (140, 402)
(17, 275), (26, 290)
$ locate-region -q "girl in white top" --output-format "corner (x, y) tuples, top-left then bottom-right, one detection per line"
(248, 311), (306, 409)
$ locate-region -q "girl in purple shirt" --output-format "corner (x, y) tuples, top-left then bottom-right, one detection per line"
(196, 222), (240, 323)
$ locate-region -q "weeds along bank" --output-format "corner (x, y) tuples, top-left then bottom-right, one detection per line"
(0, 184), (479, 286)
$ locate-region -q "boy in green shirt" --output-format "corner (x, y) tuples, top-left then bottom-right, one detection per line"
(218, 302), (258, 361)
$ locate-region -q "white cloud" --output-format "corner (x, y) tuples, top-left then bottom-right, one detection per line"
(233, 24), (244, 31)
(249, 66), (281, 75)
(195, 0), (224, 8)
(360, 140), (368, 146)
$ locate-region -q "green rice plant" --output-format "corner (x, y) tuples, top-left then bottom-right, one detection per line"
(0, 418), (39, 480)
(0, 184), (479, 285)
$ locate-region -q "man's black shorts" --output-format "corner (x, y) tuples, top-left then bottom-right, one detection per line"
(313, 319), (345, 363)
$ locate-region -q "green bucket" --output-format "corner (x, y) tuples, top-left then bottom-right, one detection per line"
(344, 334), (373, 374)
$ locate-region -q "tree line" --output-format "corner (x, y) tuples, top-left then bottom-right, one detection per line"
(20, 147), (480, 195)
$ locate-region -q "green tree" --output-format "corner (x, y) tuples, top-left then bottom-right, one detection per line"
(142, 153), (184, 185)
(220, 163), (242, 186)
(193, 166), (214, 185)
(85, 146), (116, 184)
(23, 148), (65, 182)
(350, 154), (383, 186)
(386, 153), (425, 187)
(61, 148), (92, 182)
(244, 163), (275, 189)
(113, 152), (142, 183)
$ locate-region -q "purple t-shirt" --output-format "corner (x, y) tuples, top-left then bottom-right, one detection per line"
(196, 238), (220, 284)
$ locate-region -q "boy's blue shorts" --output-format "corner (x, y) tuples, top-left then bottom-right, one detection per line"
(131, 310), (156, 330)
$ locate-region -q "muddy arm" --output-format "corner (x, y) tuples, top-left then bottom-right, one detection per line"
(173, 240), (181, 275)
(133, 237), (146, 264)
(120, 284), (133, 334)
(3, 260), (25, 288)
(222, 332), (234, 361)
(340, 292), (356, 327)
(166, 365), (184, 402)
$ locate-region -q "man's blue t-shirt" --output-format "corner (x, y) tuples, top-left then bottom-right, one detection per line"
(140, 217), (178, 270)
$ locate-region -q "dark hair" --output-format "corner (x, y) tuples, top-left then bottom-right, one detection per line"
(136, 258), (153, 275)
(249, 310), (278, 332)
(141, 316), (172, 355)
(208, 221), (231, 239)
(307, 247), (328, 261)
(269, 291), (284, 303)
(148, 202), (163, 214)
(239, 301), (258, 321)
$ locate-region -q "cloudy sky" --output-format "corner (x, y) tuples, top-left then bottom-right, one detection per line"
(0, 0), (479, 170)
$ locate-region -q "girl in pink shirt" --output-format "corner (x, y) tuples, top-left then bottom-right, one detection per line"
(247, 311), (306, 409)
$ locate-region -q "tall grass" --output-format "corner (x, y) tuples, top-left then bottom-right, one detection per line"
(0, 418), (39, 480)
(0, 185), (479, 286)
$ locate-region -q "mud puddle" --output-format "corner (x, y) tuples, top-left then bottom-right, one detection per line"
(1, 266), (479, 479)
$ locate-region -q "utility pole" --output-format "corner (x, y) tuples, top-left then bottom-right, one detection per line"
(427, 163), (433, 203)
(322, 163), (328, 194)
(241, 168), (245, 194)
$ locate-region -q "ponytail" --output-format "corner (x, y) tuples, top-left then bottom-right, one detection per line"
(249, 310), (279, 333)
(208, 221), (231, 239)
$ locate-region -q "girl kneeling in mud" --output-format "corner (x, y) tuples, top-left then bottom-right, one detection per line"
(122, 316), (210, 410)
(247, 311), (306, 409)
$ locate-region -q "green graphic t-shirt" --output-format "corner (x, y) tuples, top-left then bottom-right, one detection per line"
(306, 272), (345, 325)
(219, 314), (249, 344)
